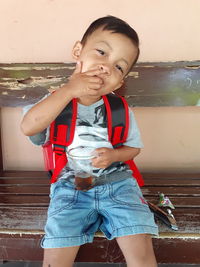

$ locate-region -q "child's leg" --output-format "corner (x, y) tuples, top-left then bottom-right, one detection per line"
(116, 234), (157, 267)
(42, 246), (80, 267)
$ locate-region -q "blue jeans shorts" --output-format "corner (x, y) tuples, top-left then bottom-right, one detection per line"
(41, 178), (158, 248)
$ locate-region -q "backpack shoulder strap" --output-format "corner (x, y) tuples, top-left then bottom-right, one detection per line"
(44, 98), (77, 183)
(102, 93), (144, 187)
(102, 93), (129, 147)
(50, 98), (77, 146)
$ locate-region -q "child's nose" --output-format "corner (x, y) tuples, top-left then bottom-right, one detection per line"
(98, 64), (111, 75)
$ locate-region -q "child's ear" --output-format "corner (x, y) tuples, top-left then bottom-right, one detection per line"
(72, 41), (83, 60)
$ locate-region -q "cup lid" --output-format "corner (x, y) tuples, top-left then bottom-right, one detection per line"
(67, 146), (95, 160)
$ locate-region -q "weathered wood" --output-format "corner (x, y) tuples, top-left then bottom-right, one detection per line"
(1, 194), (199, 208)
(0, 62), (200, 107)
(1, 185), (199, 195)
(1, 170), (200, 181)
(0, 234), (44, 261)
(0, 206), (199, 234)
(0, 109), (3, 171)
(0, 235), (200, 263)
(0, 170), (48, 178)
(0, 171), (199, 229)
(0, 170), (200, 263)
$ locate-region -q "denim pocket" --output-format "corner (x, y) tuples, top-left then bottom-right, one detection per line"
(48, 180), (78, 217)
(109, 178), (148, 209)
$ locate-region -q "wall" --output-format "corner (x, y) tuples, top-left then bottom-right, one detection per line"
(1, 0), (200, 172)
(0, 0), (200, 63)
(2, 106), (200, 172)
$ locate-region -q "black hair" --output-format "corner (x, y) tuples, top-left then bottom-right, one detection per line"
(81, 15), (140, 67)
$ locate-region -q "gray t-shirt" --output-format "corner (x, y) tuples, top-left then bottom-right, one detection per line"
(23, 96), (143, 185)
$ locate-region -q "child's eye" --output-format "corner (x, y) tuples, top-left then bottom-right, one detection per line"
(96, 49), (105, 55)
(116, 64), (123, 74)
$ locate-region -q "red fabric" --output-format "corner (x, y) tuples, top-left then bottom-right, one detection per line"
(125, 160), (144, 187)
(49, 98), (77, 146)
(119, 96), (129, 142)
(46, 95), (144, 187)
(103, 94), (144, 187)
(67, 98), (77, 145)
(50, 120), (55, 142)
(51, 152), (67, 183)
(47, 98), (78, 183)
(42, 141), (54, 171)
(112, 126), (123, 146)
(57, 125), (68, 144)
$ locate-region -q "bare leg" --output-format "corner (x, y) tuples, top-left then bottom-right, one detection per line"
(42, 246), (80, 267)
(116, 234), (157, 267)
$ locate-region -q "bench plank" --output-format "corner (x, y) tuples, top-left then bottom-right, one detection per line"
(1, 62), (200, 107)
(1, 185), (199, 195)
(1, 195), (199, 208)
(0, 172), (199, 231)
(0, 207), (199, 234)
(1, 235), (200, 263)
(0, 170), (199, 263)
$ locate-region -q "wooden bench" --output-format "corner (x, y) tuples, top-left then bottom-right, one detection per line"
(0, 171), (200, 264)
(0, 62), (200, 264)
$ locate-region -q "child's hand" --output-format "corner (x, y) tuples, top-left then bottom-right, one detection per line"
(67, 61), (105, 98)
(91, 147), (118, 169)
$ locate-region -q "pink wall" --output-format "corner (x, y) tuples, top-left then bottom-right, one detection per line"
(2, 106), (200, 172)
(1, 0), (200, 172)
(0, 0), (200, 63)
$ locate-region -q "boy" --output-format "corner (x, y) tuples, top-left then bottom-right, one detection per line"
(21, 16), (158, 267)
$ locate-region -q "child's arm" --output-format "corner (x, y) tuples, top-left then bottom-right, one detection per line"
(92, 107), (142, 169)
(92, 146), (140, 169)
(21, 62), (104, 136)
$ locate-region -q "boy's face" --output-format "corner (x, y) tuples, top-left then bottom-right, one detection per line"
(72, 27), (138, 97)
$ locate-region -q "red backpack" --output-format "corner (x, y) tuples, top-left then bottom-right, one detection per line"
(42, 93), (144, 186)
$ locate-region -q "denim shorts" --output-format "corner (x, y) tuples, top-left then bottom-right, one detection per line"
(41, 178), (158, 248)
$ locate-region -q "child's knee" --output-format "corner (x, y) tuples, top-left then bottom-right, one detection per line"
(43, 247), (79, 267)
(117, 234), (157, 266)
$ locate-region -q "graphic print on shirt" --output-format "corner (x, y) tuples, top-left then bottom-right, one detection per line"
(66, 101), (126, 177)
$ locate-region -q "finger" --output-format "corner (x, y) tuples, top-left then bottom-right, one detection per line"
(73, 61), (82, 74)
(91, 158), (105, 167)
(94, 147), (108, 153)
(84, 68), (106, 77)
(93, 148), (108, 156)
(91, 158), (100, 167)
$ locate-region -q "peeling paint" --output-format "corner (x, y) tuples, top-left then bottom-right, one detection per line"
(128, 71), (139, 78)
(154, 232), (200, 239)
(1, 78), (16, 81)
(185, 65), (200, 70)
(18, 76), (65, 85)
(0, 229), (44, 235)
(140, 65), (155, 68)
(1, 67), (32, 71)
(0, 66), (73, 71)
(0, 76), (67, 90)
(49, 85), (60, 91)
(32, 66), (72, 70)
(0, 62), (200, 107)
(94, 231), (200, 239)
(0, 81), (28, 90)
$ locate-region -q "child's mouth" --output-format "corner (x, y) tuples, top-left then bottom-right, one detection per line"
(94, 75), (105, 86)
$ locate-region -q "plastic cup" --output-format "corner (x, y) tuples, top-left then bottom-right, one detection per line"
(67, 146), (96, 191)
